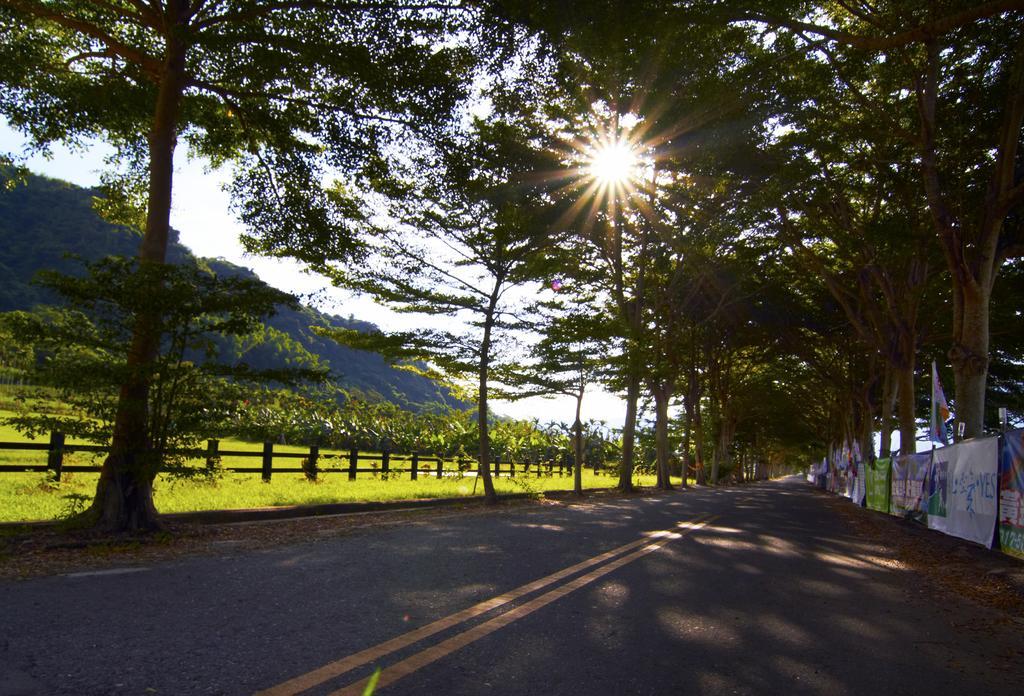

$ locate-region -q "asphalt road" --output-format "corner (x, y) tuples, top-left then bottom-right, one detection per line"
(2, 476), (1022, 696)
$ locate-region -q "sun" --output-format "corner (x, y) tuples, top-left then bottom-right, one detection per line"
(588, 139), (638, 185)
(543, 107), (661, 237)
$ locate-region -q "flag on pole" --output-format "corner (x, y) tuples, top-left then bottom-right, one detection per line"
(930, 360), (951, 444)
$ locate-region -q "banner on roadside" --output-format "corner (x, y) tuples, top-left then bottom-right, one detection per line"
(999, 429), (1024, 560)
(891, 452), (931, 521)
(850, 442), (864, 505)
(942, 437), (999, 548)
(927, 446), (950, 533)
(840, 446), (852, 500)
(930, 360), (951, 445)
(866, 458), (891, 513)
(829, 448), (842, 494)
(851, 457), (866, 507)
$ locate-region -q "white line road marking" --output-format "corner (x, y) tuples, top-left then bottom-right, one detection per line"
(64, 567), (150, 578)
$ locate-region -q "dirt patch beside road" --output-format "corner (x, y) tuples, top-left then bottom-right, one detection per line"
(822, 492), (1024, 619)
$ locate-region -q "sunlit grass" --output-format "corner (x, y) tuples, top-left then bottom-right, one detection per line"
(0, 469), (681, 523)
(0, 412), (687, 523)
(0, 410), (102, 470)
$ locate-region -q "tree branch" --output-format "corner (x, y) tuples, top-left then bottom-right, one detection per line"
(6, 0), (162, 77)
(988, 32), (1024, 219)
(744, 0), (1024, 51)
(87, 0), (152, 28)
(194, 0), (464, 31)
(914, 40), (972, 291)
(65, 49), (118, 68)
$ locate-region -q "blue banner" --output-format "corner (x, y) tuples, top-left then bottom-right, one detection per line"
(892, 452), (931, 521)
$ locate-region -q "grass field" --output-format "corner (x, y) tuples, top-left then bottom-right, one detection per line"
(0, 469), (674, 523)
(0, 411), (99, 470)
(0, 418), (678, 522)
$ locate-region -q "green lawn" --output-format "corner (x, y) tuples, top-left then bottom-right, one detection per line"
(0, 410), (100, 470)
(0, 469), (676, 523)
(0, 420), (680, 522)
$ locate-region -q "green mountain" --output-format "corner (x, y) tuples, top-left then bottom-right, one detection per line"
(0, 173), (462, 409)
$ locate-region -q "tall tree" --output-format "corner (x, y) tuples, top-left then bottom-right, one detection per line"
(498, 300), (609, 495)
(548, 102), (661, 493)
(0, 256), (316, 464)
(0, 0), (474, 529)
(761, 72), (940, 456)
(320, 117), (560, 503)
(720, 0), (1024, 437)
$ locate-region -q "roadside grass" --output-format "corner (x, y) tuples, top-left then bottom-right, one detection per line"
(0, 469), (679, 523)
(1, 424), (685, 521)
(0, 409), (101, 470)
(0, 411), (690, 522)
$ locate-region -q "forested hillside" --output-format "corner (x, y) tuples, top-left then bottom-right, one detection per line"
(0, 173), (462, 409)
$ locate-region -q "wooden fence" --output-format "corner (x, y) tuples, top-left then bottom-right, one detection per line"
(0, 433), (581, 482)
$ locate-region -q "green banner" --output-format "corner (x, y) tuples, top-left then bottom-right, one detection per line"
(866, 457), (891, 513)
(999, 429), (1024, 560)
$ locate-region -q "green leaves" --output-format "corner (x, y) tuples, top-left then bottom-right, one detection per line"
(1, 1), (484, 268)
(0, 255), (319, 458)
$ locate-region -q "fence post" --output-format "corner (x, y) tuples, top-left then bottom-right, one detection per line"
(493, 456), (500, 478)
(509, 459), (515, 478)
(535, 457), (541, 477)
(304, 444), (319, 482)
(435, 455), (443, 478)
(47, 431), (65, 481)
(349, 448), (358, 480)
(262, 441), (273, 482)
(382, 449), (390, 478)
(205, 439), (219, 471)
(411, 451), (418, 480)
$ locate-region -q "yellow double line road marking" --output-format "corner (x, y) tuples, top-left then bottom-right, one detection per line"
(257, 514), (717, 696)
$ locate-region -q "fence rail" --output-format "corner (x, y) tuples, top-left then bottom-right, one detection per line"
(0, 432), (581, 482)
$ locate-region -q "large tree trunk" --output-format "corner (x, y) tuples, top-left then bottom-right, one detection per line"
(915, 38), (1022, 440)
(708, 406), (720, 486)
(694, 395), (706, 486)
(856, 372), (876, 464)
(652, 383), (672, 490)
(713, 414), (736, 485)
(707, 347), (734, 487)
(610, 192), (650, 494)
(618, 360), (639, 492)
(949, 281), (991, 439)
(878, 365), (896, 458)
(476, 301), (499, 503)
(680, 396), (692, 489)
(572, 394), (584, 496)
(88, 24), (188, 532)
(896, 361), (917, 455)
(685, 353), (707, 486)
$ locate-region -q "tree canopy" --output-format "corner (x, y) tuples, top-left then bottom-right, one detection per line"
(2, 0), (1021, 526)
